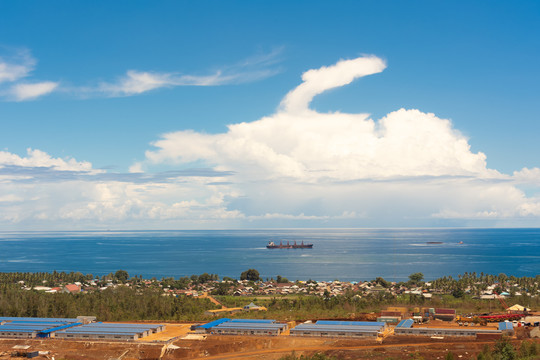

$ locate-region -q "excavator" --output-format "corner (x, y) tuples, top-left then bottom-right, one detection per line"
(455, 315), (487, 326)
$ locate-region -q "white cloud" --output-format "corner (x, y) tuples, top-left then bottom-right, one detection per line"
(146, 108), (501, 182)
(1, 47), (282, 100)
(0, 194), (23, 203)
(144, 56), (499, 182)
(99, 70), (175, 96)
(98, 70), (230, 97)
(0, 49), (35, 83)
(0, 177), (242, 227)
(0, 148), (240, 228)
(1, 56), (540, 229)
(513, 167), (540, 184)
(128, 162), (144, 173)
(0, 148), (94, 172)
(280, 56), (387, 113)
(96, 49), (283, 97)
(518, 199), (540, 216)
(10, 81), (58, 101)
(137, 55), (540, 226)
(0, 48), (59, 101)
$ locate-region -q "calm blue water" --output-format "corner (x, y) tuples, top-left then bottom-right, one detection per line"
(0, 229), (538, 282)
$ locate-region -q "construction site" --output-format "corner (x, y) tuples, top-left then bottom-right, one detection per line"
(0, 299), (538, 360)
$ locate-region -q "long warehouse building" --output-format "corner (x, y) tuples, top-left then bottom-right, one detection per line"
(0, 317), (84, 339)
(0, 317), (165, 341)
(393, 319), (511, 337)
(201, 319), (288, 336)
(55, 322), (166, 341)
(290, 320), (387, 338)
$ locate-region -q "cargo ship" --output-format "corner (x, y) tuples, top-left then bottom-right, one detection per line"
(266, 241), (313, 249)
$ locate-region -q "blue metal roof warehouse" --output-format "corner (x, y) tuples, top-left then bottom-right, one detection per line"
(0, 317), (80, 323)
(316, 320), (386, 327)
(55, 322), (166, 341)
(0, 317), (165, 341)
(290, 320), (386, 338)
(199, 318), (287, 336)
(0, 318), (82, 338)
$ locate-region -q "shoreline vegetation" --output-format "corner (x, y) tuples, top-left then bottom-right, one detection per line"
(0, 270), (539, 322)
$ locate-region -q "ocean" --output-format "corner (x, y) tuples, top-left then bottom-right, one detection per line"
(0, 229), (538, 282)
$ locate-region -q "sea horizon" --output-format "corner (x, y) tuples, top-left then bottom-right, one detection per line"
(1, 228), (539, 282)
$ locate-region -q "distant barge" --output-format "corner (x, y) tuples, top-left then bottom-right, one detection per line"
(267, 241), (313, 249)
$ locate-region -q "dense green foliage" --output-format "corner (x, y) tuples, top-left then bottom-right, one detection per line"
(408, 272), (424, 284)
(430, 272), (540, 298)
(0, 271), (93, 287)
(1, 270), (540, 322)
(277, 275), (289, 283)
(240, 269), (261, 282)
(476, 339), (540, 360)
(0, 285), (218, 321)
(114, 270), (129, 282)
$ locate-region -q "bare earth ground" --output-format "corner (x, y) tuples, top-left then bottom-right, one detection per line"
(0, 323), (537, 360)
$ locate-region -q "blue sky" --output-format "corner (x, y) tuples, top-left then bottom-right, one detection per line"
(1, 1), (540, 229)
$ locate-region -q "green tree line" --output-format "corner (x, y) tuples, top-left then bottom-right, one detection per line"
(0, 285), (219, 321)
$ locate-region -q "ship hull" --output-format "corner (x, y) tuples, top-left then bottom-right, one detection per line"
(266, 244), (313, 249)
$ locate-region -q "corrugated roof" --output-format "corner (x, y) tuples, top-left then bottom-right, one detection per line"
(230, 319), (276, 323)
(214, 323), (286, 330)
(0, 317), (79, 323)
(59, 328), (146, 334)
(396, 319), (414, 328)
(84, 323), (162, 329)
(39, 323), (82, 334)
(0, 324), (56, 331)
(293, 324), (382, 332)
(9, 321), (68, 324)
(0, 327), (39, 333)
(1, 323), (57, 327)
(57, 332), (136, 336)
(316, 320), (385, 327)
(291, 327), (378, 334)
(197, 318), (231, 329)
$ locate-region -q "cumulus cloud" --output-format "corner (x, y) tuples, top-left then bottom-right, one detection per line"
(0, 148), (94, 173)
(2, 56), (540, 228)
(138, 55), (540, 225)
(513, 167), (540, 184)
(145, 56), (499, 182)
(146, 108), (501, 182)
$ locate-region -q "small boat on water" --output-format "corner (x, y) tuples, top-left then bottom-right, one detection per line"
(266, 240), (313, 249)
(426, 241), (443, 244)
